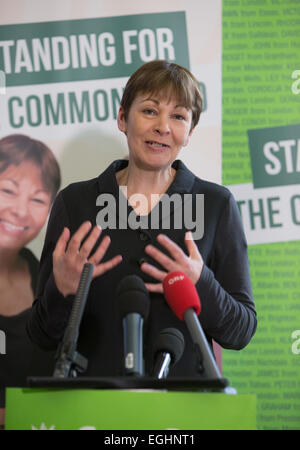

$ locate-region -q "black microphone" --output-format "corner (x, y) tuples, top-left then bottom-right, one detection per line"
(152, 328), (185, 379)
(116, 275), (150, 376)
(53, 263), (93, 378)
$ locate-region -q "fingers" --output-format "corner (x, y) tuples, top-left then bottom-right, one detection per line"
(141, 261), (166, 282)
(142, 233), (203, 287)
(73, 226), (123, 274)
(144, 242), (177, 273)
(184, 231), (202, 260)
(93, 254), (123, 278)
(89, 234), (111, 265)
(156, 232), (201, 261)
(59, 222), (105, 262)
(54, 226), (200, 295)
(52, 222), (123, 296)
(79, 225), (102, 260)
(66, 221), (92, 258)
(141, 262), (165, 293)
(156, 234), (186, 260)
(53, 227), (70, 258)
(144, 282), (164, 294)
(91, 234), (122, 275)
(144, 233), (190, 272)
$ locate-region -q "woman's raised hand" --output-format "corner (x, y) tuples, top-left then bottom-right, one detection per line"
(53, 221), (122, 297)
(140, 231), (203, 293)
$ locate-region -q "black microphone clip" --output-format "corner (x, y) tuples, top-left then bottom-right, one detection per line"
(53, 263), (94, 378)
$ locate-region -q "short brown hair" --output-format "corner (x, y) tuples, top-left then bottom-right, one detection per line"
(0, 134), (61, 202)
(121, 60), (203, 130)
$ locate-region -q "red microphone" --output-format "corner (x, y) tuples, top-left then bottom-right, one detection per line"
(163, 271), (221, 380)
(163, 272), (201, 320)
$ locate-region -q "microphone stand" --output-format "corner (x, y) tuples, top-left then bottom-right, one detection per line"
(53, 263), (94, 378)
(184, 308), (222, 380)
(153, 352), (172, 379)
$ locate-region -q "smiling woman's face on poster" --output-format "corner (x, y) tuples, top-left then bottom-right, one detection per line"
(0, 134), (61, 254)
(0, 160), (52, 251)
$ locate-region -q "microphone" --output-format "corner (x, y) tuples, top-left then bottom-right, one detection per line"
(152, 328), (185, 379)
(53, 263), (94, 378)
(116, 275), (150, 376)
(163, 271), (222, 380)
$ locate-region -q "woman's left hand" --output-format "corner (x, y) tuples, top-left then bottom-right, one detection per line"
(140, 231), (204, 293)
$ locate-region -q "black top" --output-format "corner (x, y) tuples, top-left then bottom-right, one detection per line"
(0, 248), (55, 408)
(27, 159), (257, 378)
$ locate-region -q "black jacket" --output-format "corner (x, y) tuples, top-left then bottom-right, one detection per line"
(27, 159), (257, 377)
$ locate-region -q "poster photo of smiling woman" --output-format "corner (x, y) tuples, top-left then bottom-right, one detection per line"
(0, 134), (61, 424)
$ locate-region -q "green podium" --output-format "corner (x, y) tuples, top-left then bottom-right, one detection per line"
(5, 378), (256, 430)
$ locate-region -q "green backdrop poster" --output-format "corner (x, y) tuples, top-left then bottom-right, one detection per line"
(222, 0), (300, 430)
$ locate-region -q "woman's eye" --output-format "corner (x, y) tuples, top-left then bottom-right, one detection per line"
(31, 198), (47, 205)
(174, 114), (185, 120)
(1, 188), (15, 195)
(143, 108), (156, 115)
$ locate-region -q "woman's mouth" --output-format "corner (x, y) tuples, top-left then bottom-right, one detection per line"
(146, 140), (170, 150)
(0, 218), (28, 233)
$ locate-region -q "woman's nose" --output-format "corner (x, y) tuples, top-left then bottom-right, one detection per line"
(154, 115), (170, 134)
(11, 195), (29, 219)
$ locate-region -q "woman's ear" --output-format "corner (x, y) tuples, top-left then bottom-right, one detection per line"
(183, 126), (195, 147)
(117, 107), (127, 134)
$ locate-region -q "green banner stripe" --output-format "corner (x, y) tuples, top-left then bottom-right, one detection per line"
(0, 12), (190, 86)
(248, 123), (300, 188)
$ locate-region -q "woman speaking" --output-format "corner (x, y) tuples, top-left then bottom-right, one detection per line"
(27, 60), (257, 377)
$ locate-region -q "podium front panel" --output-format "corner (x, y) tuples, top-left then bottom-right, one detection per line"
(5, 388), (256, 430)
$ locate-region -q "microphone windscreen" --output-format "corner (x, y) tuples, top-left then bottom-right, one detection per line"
(163, 271), (201, 320)
(153, 328), (185, 366)
(116, 275), (150, 319)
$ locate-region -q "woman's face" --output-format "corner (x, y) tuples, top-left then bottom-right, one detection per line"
(0, 160), (52, 251)
(117, 93), (194, 172)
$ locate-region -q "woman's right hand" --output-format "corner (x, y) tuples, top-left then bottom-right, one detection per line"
(52, 221), (122, 297)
